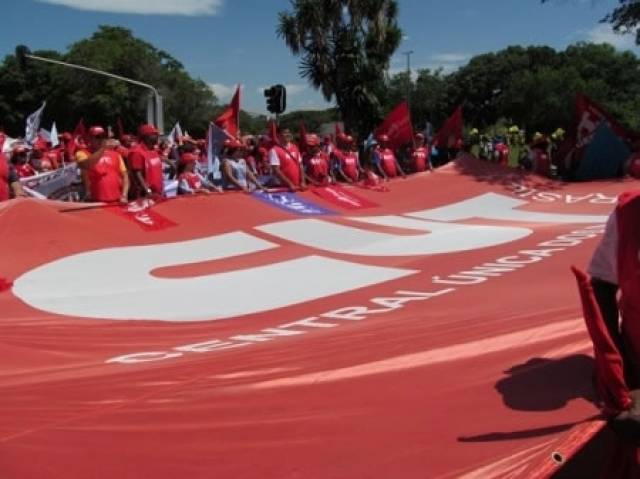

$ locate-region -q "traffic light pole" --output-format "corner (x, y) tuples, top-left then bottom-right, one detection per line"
(19, 51), (164, 133)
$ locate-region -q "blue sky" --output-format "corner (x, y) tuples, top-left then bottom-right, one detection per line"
(1, 0), (638, 114)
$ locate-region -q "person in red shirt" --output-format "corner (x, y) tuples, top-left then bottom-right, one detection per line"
(11, 145), (37, 178)
(334, 135), (362, 183)
(409, 132), (432, 173)
(76, 126), (129, 204)
(0, 151), (26, 201)
(303, 134), (331, 186)
(373, 134), (405, 180)
(530, 135), (551, 177)
(177, 152), (222, 195)
(494, 136), (510, 166)
(268, 128), (306, 191)
(128, 124), (163, 198)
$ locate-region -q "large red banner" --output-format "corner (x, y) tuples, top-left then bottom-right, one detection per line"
(1, 155), (634, 478)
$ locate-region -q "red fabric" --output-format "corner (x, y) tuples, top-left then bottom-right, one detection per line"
(214, 85), (240, 139)
(532, 148), (551, 176)
(571, 266), (632, 413)
(312, 184), (379, 210)
(73, 118), (86, 140)
(179, 172), (202, 190)
(298, 121), (308, 155)
(379, 148), (398, 177)
(109, 201), (177, 232)
(435, 105), (464, 149)
(0, 277), (13, 292)
(495, 142), (510, 166)
(628, 155), (640, 179)
(304, 152), (330, 185)
(617, 191), (640, 366)
(128, 144), (163, 194)
(375, 101), (413, 150)
(411, 146), (429, 172)
(88, 150), (124, 202)
(1, 157), (635, 478)
(340, 151), (360, 182)
(15, 163), (36, 178)
(0, 153), (10, 201)
(274, 144), (301, 187)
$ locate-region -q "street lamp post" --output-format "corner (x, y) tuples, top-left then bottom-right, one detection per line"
(16, 46), (164, 133)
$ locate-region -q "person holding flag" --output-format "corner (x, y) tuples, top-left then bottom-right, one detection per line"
(372, 134), (405, 180)
(127, 124), (163, 199)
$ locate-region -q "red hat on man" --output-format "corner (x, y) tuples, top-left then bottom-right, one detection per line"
(306, 134), (320, 146)
(138, 124), (159, 137)
(180, 152), (198, 163)
(88, 126), (106, 137)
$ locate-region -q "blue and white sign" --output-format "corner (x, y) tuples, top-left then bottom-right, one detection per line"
(253, 191), (335, 216)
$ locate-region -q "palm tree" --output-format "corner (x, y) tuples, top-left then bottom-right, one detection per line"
(278, 0), (402, 139)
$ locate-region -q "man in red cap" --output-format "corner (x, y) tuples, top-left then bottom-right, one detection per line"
(373, 134), (405, 180)
(0, 150), (26, 201)
(128, 124), (163, 199)
(409, 132), (432, 173)
(303, 134), (331, 186)
(268, 128), (306, 191)
(76, 126), (129, 203)
(11, 145), (36, 178)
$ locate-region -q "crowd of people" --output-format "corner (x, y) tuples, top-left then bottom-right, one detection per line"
(0, 123), (441, 204)
(2, 119), (639, 204)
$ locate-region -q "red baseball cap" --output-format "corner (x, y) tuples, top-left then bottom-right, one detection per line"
(180, 152), (198, 163)
(138, 124), (159, 137)
(306, 134), (320, 146)
(88, 126), (106, 137)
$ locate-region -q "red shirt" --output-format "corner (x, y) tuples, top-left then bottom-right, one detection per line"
(340, 151), (360, 182)
(304, 151), (330, 185)
(616, 192), (640, 367)
(270, 144), (301, 187)
(0, 153), (10, 201)
(88, 150), (126, 202)
(628, 154), (640, 179)
(179, 172), (202, 191)
(532, 148), (550, 177)
(378, 148), (398, 178)
(15, 163), (37, 178)
(411, 146), (430, 172)
(495, 143), (510, 166)
(128, 144), (163, 194)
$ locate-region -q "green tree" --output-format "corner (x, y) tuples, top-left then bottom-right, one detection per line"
(0, 26), (218, 137)
(277, 0), (402, 138)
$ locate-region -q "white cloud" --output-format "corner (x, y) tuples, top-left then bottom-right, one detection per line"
(430, 53), (472, 63)
(208, 83), (235, 101)
(582, 24), (636, 51)
(36, 0), (223, 16)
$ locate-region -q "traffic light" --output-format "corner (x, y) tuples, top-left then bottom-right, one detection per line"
(15, 45), (31, 69)
(264, 84), (286, 114)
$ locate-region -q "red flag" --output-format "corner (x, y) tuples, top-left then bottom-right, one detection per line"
(298, 121), (308, 155)
(435, 105), (463, 148)
(571, 266), (632, 415)
(375, 101), (413, 150)
(268, 119), (278, 145)
(73, 118), (86, 139)
(214, 85), (241, 139)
